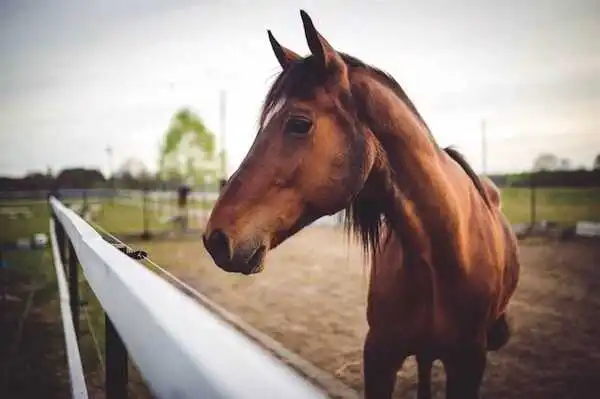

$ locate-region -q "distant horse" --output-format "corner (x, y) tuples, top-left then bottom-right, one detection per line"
(203, 10), (520, 399)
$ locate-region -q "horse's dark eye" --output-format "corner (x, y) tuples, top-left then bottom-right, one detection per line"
(285, 117), (312, 136)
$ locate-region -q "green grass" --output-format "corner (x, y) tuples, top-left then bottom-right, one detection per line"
(93, 202), (165, 234)
(0, 198), (173, 239)
(0, 199), (81, 242)
(2, 249), (56, 302)
(93, 200), (211, 234)
(0, 202), (51, 242)
(500, 187), (600, 224)
(148, 197), (214, 210)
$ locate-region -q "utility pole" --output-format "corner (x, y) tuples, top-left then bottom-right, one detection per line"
(105, 146), (115, 204)
(481, 119), (487, 176)
(219, 89), (228, 190)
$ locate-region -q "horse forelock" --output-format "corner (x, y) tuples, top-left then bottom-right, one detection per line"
(259, 57), (320, 128)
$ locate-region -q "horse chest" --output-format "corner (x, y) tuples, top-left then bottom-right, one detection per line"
(366, 238), (490, 346)
(367, 249), (436, 336)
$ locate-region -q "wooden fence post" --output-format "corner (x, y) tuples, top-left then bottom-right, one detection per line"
(54, 216), (68, 271)
(105, 314), (128, 398)
(0, 250), (6, 303)
(141, 186), (151, 241)
(83, 190), (88, 213)
(530, 171), (537, 228)
(67, 241), (80, 339)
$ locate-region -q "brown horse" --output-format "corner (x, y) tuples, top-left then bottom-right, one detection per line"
(203, 10), (520, 399)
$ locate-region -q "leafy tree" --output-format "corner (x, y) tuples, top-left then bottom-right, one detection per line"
(117, 158), (148, 178)
(594, 154), (600, 170)
(532, 153), (559, 172)
(158, 108), (220, 187)
(116, 158), (150, 189)
(558, 158), (571, 171)
(55, 168), (105, 189)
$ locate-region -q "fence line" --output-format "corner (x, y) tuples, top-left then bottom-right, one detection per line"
(49, 218), (88, 399)
(49, 196), (328, 399)
(88, 220), (361, 399)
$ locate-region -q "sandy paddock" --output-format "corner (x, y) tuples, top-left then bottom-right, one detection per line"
(146, 226), (600, 398)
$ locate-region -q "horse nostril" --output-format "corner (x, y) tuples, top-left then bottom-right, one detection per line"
(204, 228), (232, 264)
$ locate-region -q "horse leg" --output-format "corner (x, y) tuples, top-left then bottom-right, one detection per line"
(486, 312), (512, 351)
(443, 345), (487, 399)
(416, 354), (433, 399)
(363, 330), (405, 399)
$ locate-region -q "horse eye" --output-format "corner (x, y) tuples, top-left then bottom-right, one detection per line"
(285, 117), (312, 136)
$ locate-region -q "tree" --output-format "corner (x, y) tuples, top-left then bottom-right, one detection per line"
(558, 158), (571, 171)
(158, 108), (220, 187)
(532, 153), (560, 172)
(55, 168), (105, 189)
(594, 154), (600, 170)
(116, 158), (150, 189)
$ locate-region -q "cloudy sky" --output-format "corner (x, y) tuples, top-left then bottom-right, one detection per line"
(1, 0), (599, 177)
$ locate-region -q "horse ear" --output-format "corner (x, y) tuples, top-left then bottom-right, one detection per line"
(300, 10), (344, 72)
(268, 30), (301, 69)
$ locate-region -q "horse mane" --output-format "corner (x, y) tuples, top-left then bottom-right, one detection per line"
(443, 146), (492, 209)
(260, 53), (491, 256)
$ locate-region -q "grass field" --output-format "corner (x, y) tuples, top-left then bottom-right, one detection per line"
(500, 187), (600, 224)
(95, 187), (600, 233)
(3, 187), (597, 241)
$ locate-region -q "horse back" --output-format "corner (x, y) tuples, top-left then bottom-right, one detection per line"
(442, 149), (520, 316)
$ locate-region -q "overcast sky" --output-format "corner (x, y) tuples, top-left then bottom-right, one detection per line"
(1, 0), (599, 177)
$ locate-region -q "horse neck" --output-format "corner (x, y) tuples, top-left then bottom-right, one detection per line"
(354, 74), (461, 259)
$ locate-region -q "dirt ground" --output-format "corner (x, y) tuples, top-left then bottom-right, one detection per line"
(146, 227), (600, 399)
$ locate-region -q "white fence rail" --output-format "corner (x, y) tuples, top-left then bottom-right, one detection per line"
(50, 196), (328, 399)
(49, 218), (88, 399)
